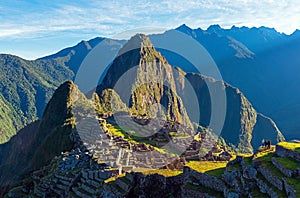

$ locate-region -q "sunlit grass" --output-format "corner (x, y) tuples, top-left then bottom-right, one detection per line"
(253, 145), (276, 159)
(186, 161), (227, 177)
(278, 142), (300, 153)
(136, 168), (182, 177)
(104, 172), (126, 183)
(255, 149), (300, 197)
(105, 123), (172, 154)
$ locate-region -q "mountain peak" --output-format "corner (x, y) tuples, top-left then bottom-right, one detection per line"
(131, 33), (150, 42)
(207, 24), (222, 30)
(117, 33), (154, 57)
(175, 24), (193, 34)
(97, 33), (192, 128)
(291, 29), (300, 38)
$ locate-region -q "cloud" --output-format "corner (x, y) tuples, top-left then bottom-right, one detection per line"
(1, 0), (300, 58)
(1, 0), (300, 39)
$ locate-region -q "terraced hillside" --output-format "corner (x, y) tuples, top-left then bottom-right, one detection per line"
(5, 141), (300, 197)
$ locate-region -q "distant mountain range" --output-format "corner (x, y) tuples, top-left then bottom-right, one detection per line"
(0, 24), (299, 145)
(0, 33), (286, 193)
(168, 24), (300, 140)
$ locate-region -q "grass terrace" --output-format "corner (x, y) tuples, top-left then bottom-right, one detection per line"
(186, 161), (227, 178)
(278, 142), (300, 153)
(253, 145), (276, 160)
(104, 172), (126, 183)
(135, 168), (182, 177)
(105, 123), (178, 154)
(255, 151), (300, 197)
(274, 157), (300, 170)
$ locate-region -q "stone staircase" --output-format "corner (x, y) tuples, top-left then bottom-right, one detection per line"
(69, 169), (117, 198)
(51, 172), (80, 197)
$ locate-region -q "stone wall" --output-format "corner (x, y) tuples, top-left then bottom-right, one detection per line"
(271, 157), (297, 178)
(282, 178), (296, 198)
(257, 163), (297, 198)
(255, 178), (278, 198)
(272, 157), (292, 177)
(256, 165), (283, 190)
(276, 145), (300, 161)
(183, 166), (226, 192)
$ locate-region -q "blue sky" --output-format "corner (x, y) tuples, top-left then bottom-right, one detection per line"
(1, 0), (300, 59)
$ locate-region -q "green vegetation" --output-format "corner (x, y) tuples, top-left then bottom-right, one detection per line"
(186, 161), (228, 177)
(275, 157), (299, 170)
(0, 54), (73, 143)
(0, 95), (23, 143)
(185, 182), (223, 197)
(95, 89), (127, 115)
(105, 123), (167, 154)
(206, 167), (226, 178)
(256, 151), (300, 197)
(137, 169), (182, 177)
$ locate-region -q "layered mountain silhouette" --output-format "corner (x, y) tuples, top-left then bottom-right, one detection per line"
(0, 24), (299, 143)
(158, 24), (300, 140)
(96, 34), (192, 128)
(96, 34), (284, 152)
(0, 34), (284, 192)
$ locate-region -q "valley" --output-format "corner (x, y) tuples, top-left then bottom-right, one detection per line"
(0, 26), (299, 197)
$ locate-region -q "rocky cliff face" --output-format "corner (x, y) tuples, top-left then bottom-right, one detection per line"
(97, 34), (192, 128)
(180, 70), (283, 153)
(96, 34), (284, 153)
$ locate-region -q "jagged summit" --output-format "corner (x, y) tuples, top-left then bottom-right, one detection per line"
(97, 33), (169, 91)
(97, 33), (192, 128)
(206, 24), (223, 31)
(117, 33), (164, 60)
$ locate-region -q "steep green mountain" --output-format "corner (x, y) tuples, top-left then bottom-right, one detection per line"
(0, 37), (124, 143)
(0, 80), (87, 191)
(0, 94), (23, 141)
(0, 54), (74, 143)
(96, 34), (284, 153)
(2, 24), (300, 143)
(96, 34), (192, 128)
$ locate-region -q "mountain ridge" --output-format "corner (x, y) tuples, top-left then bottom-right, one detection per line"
(0, 30), (290, 195)
(0, 80), (86, 191)
(1, 23), (298, 144)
